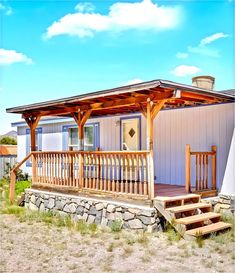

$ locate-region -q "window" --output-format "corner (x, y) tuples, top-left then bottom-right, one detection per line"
(26, 128), (42, 166)
(64, 123), (99, 151)
(121, 117), (141, 151)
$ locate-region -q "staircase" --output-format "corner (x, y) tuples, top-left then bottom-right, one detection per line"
(154, 194), (231, 239)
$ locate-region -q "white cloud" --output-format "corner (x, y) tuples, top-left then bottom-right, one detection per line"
(0, 1), (12, 15)
(44, 0), (181, 39)
(176, 32), (229, 59)
(171, 65), (200, 77)
(0, 49), (33, 66)
(199, 32), (229, 47)
(125, 78), (143, 85)
(176, 52), (188, 59)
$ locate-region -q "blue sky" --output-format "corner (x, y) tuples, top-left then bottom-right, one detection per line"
(0, 0), (234, 134)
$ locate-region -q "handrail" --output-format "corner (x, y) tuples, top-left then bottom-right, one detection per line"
(32, 150), (150, 155)
(185, 145), (217, 193)
(9, 152), (33, 203)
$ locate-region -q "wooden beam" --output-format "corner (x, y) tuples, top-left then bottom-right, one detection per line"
(151, 99), (167, 120)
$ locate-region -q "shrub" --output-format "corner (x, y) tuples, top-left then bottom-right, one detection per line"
(110, 219), (123, 232)
(0, 136), (17, 145)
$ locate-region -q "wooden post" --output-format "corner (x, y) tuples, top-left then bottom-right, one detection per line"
(146, 99), (154, 199)
(72, 110), (92, 189)
(185, 144), (191, 192)
(79, 153), (84, 188)
(78, 123), (84, 151)
(211, 145), (217, 190)
(146, 99), (167, 200)
(9, 171), (16, 203)
(24, 115), (41, 184)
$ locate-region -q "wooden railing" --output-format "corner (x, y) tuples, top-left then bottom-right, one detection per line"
(81, 151), (150, 197)
(185, 145), (217, 194)
(10, 150), (152, 202)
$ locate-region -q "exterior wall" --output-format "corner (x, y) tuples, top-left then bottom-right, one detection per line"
(25, 189), (162, 231)
(16, 102), (234, 190)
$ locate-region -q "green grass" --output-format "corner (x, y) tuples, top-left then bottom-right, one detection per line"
(210, 213), (235, 245)
(15, 180), (31, 196)
(0, 178), (31, 204)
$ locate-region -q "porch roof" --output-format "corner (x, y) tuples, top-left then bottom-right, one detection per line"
(6, 79), (234, 118)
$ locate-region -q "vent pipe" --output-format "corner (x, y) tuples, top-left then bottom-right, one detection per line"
(192, 76), (215, 90)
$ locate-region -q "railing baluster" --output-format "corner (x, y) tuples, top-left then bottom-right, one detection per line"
(129, 154), (133, 194)
(138, 155), (143, 195)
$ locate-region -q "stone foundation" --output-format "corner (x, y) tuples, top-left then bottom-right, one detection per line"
(24, 189), (162, 232)
(214, 194), (235, 216)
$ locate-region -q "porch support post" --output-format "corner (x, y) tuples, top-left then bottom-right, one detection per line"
(24, 115), (41, 184)
(146, 99), (154, 199)
(146, 99), (167, 200)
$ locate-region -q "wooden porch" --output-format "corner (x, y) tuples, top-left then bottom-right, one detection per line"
(7, 79), (231, 203)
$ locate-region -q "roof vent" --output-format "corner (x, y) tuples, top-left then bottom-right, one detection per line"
(192, 76), (215, 90)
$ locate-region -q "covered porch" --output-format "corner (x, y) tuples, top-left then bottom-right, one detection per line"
(7, 79), (234, 203)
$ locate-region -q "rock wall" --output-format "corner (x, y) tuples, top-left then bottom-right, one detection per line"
(24, 189), (162, 232)
(214, 194), (235, 216)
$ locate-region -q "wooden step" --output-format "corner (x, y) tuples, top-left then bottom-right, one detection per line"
(166, 202), (211, 214)
(185, 222), (232, 237)
(175, 212), (220, 225)
(155, 194), (200, 203)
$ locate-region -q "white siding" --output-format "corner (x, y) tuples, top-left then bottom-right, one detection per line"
(16, 102), (234, 189)
(154, 103), (234, 189)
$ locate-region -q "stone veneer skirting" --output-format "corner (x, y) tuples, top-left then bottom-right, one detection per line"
(24, 189), (162, 232)
(214, 194), (235, 215)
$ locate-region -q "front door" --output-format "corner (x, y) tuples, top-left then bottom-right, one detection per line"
(121, 117), (140, 151)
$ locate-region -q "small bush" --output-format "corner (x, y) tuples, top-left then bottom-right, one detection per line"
(0, 136), (17, 145)
(110, 219), (123, 232)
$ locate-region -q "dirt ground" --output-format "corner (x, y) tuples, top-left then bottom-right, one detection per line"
(0, 214), (234, 273)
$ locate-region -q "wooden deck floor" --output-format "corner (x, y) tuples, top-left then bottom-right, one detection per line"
(154, 183), (187, 197)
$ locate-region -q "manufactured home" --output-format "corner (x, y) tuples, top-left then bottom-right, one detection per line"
(6, 76), (235, 237)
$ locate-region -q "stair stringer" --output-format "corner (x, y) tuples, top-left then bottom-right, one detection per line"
(154, 201), (187, 238)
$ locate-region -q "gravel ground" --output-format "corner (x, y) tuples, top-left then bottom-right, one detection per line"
(0, 214), (234, 273)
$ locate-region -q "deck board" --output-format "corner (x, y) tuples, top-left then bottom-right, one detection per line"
(154, 183), (187, 197)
